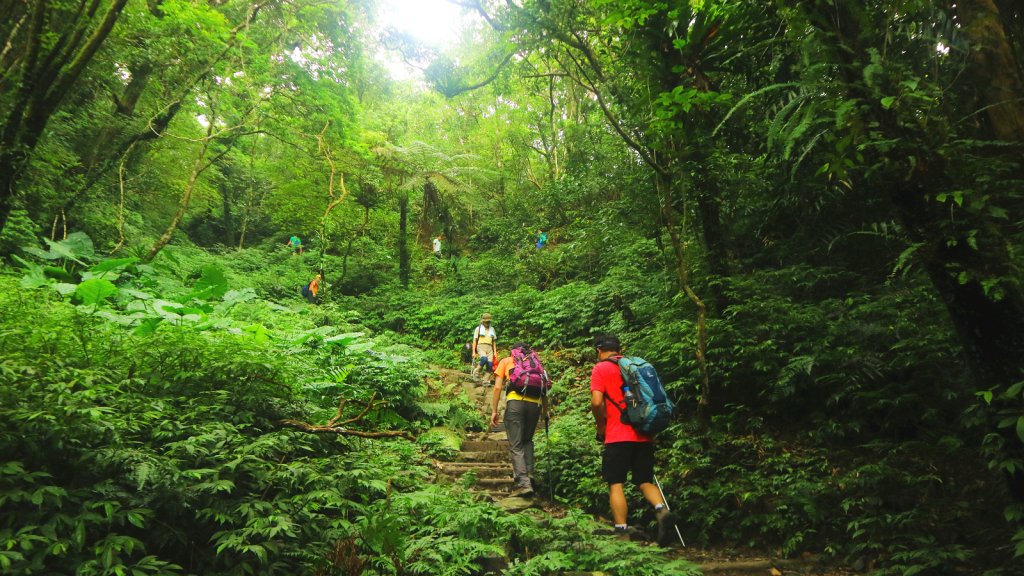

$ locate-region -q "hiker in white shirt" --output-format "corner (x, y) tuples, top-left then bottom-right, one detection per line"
(472, 313), (497, 380)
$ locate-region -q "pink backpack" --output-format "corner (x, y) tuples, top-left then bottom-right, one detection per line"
(507, 347), (551, 398)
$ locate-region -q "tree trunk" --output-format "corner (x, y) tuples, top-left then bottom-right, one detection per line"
(340, 204), (370, 285)
(221, 181), (235, 247)
(84, 62), (154, 169)
(693, 177), (732, 312)
(889, 162), (1024, 500)
(398, 193), (410, 288)
(957, 0), (1024, 144)
(145, 121), (214, 262)
(238, 130), (260, 250)
(816, 0), (1024, 502)
(237, 215), (249, 250)
(656, 173), (710, 420)
(417, 179), (440, 243)
(315, 122), (349, 265)
(0, 0), (129, 235)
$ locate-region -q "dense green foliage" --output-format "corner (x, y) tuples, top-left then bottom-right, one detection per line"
(0, 250), (696, 575)
(3, 0), (1024, 574)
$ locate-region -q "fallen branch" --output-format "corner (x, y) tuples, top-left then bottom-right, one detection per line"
(697, 554), (825, 573)
(277, 419), (415, 441)
(278, 392), (413, 440)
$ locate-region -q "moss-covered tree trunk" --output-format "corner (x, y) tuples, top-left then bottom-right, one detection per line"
(398, 193), (410, 288)
(0, 0), (130, 235)
(814, 0), (1024, 502)
(958, 0), (1024, 144)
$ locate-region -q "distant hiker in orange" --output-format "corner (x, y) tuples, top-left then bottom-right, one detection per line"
(302, 272), (321, 304)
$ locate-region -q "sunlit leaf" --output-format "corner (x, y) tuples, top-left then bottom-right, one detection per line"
(74, 279), (118, 306)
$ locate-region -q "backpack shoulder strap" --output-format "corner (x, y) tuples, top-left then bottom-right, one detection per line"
(597, 356), (628, 409)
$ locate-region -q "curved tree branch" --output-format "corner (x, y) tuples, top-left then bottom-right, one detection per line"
(436, 50), (516, 97)
(277, 420), (415, 440)
(279, 391), (413, 440)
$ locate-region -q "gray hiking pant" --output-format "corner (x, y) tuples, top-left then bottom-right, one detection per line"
(504, 398), (541, 487)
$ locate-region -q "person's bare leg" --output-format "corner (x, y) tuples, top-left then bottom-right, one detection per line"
(641, 481), (679, 545)
(609, 483), (628, 525)
(639, 482), (665, 508)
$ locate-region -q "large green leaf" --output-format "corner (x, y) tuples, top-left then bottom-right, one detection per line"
(23, 232), (95, 264)
(83, 257), (139, 281)
(153, 300), (205, 323)
(74, 278), (118, 307)
(221, 288), (257, 306)
(134, 317), (163, 335)
(242, 323), (271, 343)
(13, 255), (51, 289)
(189, 266), (229, 300)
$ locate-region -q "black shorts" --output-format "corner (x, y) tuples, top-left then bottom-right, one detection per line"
(601, 441), (655, 485)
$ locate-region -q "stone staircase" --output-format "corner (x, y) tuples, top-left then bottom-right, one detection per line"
(431, 367), (538, 510)
(436, 437), (516, 497)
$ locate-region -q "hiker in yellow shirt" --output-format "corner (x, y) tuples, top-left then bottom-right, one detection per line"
(491, 343), (549, 498)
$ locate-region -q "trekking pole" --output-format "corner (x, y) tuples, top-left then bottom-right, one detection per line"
(654, 474), (686, 547)
(542, 392), (553, 501)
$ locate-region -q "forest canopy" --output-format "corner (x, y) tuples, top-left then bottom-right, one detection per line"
(2, 0), (1024, 574)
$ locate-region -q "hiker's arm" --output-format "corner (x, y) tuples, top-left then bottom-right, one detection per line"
(591, 390), (606, 439)
(491, 377), (504, 413)
(490, 375), (504, 427)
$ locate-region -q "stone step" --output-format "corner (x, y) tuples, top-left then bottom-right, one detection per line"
(437, 462), (512, 478)
(470, 477), (517, 489)
(466, 428), (507, 439)
(462, 440), (506, 452)
(456, 450), (507, 463)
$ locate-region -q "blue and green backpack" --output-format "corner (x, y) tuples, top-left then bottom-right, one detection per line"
(607, 356), (675, 435)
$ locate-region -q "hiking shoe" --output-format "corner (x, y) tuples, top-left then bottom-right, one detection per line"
(656, 510), (679, 547)
(510, 479), (534, 498)
(593, 525), (637, 540)
(509, 485), (534, 498)
(613, 526), (641, 542)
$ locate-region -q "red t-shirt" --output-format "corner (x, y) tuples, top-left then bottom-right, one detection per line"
(590, 358), (651, 444)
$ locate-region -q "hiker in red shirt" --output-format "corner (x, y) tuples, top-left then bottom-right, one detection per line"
(591, 333), (677, 543)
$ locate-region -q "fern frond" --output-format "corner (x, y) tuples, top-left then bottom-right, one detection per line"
(713, 82), (799, 136)
(791, 128), (829, 177)
(767, 94), (806, 151)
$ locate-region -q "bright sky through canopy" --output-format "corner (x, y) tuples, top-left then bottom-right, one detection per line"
(376, 0), (467, 48)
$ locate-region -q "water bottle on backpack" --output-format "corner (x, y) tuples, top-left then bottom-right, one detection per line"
(623, 384), (638, 409)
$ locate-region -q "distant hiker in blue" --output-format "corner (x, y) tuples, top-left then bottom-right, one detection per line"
(536, 229), (547, 249)
(287, 235), (303, 254)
